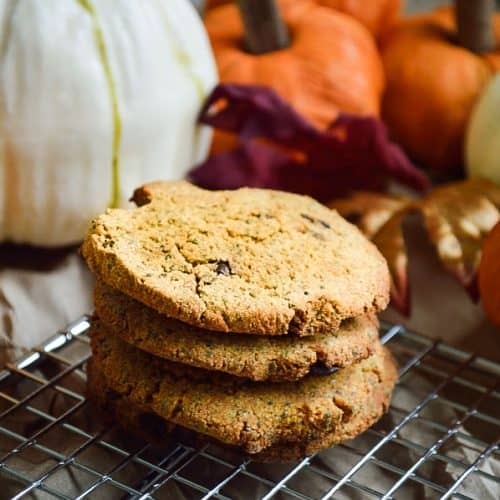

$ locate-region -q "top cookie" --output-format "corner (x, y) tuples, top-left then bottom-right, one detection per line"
(82, 182), (389, 336)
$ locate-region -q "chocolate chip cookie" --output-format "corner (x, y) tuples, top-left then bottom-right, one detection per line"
(87, 357), (396, 462)
(82, 182), (390, 336)
(89, 321), (397, 456)
(95, 281), (380, 382)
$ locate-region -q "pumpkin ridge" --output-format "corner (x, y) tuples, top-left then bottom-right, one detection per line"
(0, 1), (19, 61)
(77, 0), (122, 209)
(154, 0), (211, 167)
(155, 1), (206, 104)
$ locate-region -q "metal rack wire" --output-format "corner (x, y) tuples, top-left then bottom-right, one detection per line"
(0, 316), (498, 499)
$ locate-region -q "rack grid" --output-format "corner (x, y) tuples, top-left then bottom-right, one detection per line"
(0, 316), (498, 499)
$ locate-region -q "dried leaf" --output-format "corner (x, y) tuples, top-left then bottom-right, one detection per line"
(196, 83), (318, 149)
(421, 178), (500, 298)
(332, 192), (412, 238)
(190, 84), (429, 201)
(373, 210), (413, 315)
(332, 193), (416, 314)
(187, 142), (292, 192)
(330, 178), (500, 314)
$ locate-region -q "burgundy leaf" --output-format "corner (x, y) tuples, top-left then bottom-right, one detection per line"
(190, 142), (292, 191)
(325, 115), (429, 191)
(191, 84), (430, 200)
(199, 84), (319, 148)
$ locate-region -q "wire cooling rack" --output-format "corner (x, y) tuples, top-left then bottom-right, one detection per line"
(0, 317), (498, 499)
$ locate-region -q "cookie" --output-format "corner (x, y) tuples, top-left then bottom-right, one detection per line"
(87, 351), (397, 463)
(95, 281), (380, 382)
(82, 181), (390, 336)
(89, 321), (397, 455)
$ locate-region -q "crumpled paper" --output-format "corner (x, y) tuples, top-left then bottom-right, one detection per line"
(0, 245), (93, 367)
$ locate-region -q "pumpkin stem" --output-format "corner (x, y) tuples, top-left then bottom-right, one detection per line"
(455, 0), (496, 53)
(237, 0), (290, 54)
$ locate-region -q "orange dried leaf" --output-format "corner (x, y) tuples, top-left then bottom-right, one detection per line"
(371, 209), (413, 315)
(332, 192), (411, 237)
(420, 178), (500, 296)
(330, 178), (500, 314)
(331, 193), (415, 314)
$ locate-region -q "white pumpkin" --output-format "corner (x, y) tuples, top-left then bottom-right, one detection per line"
(0, 0), (217, 246)
(466, 73), (500, 186)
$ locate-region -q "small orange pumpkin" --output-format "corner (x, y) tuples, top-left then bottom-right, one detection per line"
(318, 0), (401, 39)
(479, 221), (500, 328)
(205, 0), (401, 39)
(381, 5), (500, 171)
(205, 0), (384, 152)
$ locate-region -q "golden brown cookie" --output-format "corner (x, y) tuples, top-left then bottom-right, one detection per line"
(89, 321), (397, 456)
(82, 182), (390, 336)
(87, 349), (397, 462)
(88, 356), (397, 462)
(87, 358), (395, 462)
(95, 281), (380, 382)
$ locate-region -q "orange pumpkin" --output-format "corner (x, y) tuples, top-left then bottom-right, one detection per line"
(205, 0), (401, 39)
(479, 221), (500, 328)
(205, 0), (384, 152)
(381, 6), (500, 172)
(318, 0), (401, 39)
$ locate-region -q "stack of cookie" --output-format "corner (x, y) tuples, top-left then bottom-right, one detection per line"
(82, 181), (397, 462)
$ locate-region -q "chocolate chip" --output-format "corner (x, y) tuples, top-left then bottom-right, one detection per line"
(301, 213), (316, 223)
(215, 261), (231, 276)
(311, 231), (326, 241)
(301, 213), (331, 229)
(257, 213), (274, 219)
(310, 362), (339, 376)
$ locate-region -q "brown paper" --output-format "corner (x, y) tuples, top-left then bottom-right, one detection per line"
(0, 245), (94, 367)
